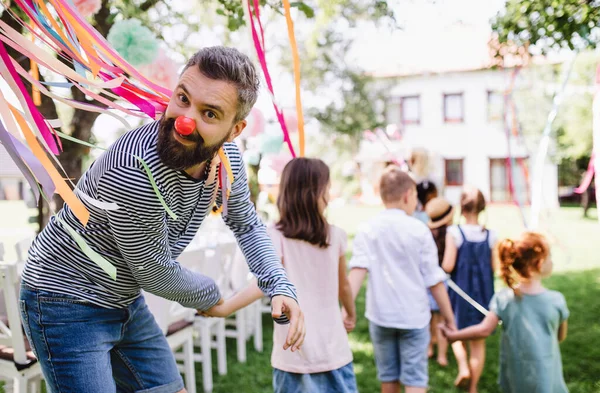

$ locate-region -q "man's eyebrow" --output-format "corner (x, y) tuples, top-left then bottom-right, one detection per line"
(202, 103), (224, 115)
(177, 83), (190, 95)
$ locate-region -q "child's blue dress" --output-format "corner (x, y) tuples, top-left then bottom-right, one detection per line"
(449, 226), (495, 328)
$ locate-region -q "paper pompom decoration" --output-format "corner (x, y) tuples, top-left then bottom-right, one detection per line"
(107, 19), (159, 66)
(73, 0), (102, 17)
(246, 108), (266, 137)
(139, 49), (179, 91)
(260, 132), (283, 155)
(282, 108), (298, 134)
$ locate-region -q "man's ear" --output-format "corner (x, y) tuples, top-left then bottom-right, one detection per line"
(228, 119), (247, 142)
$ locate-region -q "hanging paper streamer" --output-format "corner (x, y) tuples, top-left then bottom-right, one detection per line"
(574, 152), (595, 194)
(243, 0), (296, 158)
(502, 67), (529, 228)
(281, 0), (305, 156)
(0, 0), (239, 278)
(0, 0), (174, 222)
(530, 55), (577, 229)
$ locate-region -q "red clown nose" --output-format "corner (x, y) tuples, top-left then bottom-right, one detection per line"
(174, 116), (196, 136)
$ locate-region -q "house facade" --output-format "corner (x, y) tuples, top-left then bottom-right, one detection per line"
(375, 67), (558, 207)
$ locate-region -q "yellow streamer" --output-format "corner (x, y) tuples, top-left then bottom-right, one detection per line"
(282, 0), (305, 157)
(29, 20), (41, 106)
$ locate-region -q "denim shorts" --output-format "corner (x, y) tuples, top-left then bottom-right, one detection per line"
(19, 284), (184, 393)
(369, 322), (430, 387)
(272, 362), (358, 393)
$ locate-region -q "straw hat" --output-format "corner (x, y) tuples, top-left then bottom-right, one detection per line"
(425, 197), (454, 229)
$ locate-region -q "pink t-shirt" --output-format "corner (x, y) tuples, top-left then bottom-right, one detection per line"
(268, 224), (353, 374)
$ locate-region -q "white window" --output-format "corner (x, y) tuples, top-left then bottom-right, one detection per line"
(443, 93), (464, 123)
(487, 91), (504, 122)
(400, 96), (420, 125)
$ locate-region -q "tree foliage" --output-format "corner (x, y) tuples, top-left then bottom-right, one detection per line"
(491, 0), (600, 57)
(492, 1), (599, 185)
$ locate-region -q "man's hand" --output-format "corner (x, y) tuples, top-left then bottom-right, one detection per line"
(271, 295), (305, 352)
(341, 308), (356, 333)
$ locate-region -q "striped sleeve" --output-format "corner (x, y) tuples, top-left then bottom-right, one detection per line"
(97, 165), (222, 310)
(221, 149), (298, 323)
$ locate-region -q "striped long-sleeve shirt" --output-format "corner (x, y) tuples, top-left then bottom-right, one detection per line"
(22, 121), (297, 312)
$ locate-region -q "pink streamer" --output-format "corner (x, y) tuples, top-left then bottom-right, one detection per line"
(574, 152), (595, 194)
(246, 0), (296, 157)
(0, 42), (60, 154)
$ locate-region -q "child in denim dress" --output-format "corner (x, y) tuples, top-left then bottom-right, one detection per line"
(442, 187), (497, 393)
(441, 232), (569, 393)
(202, 158), (357, 393)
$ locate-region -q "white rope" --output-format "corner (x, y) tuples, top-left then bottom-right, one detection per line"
(445, 276), (489, 316)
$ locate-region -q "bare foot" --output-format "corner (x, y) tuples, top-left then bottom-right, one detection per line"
(427, 345), (434, 358)
(437, 356), (448, 367)
(454, 373), (471, 390)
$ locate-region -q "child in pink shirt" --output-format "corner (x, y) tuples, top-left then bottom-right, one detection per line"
(203, 158), (357, 393)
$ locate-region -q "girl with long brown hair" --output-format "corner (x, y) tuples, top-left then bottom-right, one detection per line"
(203, 158), (358, 393)
(441, 232), (569, 393)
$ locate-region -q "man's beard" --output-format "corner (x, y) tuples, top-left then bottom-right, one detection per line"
(157, 116), (230, 171)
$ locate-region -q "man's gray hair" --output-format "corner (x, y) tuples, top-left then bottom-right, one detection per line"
(182, 46), (260, 123)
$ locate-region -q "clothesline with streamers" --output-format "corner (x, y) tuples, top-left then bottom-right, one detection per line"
(0, 0), (172, 220)
(242, 0), (305, 158)
(529, 54), (577, 230)
(0, 0), (238, 279)
(502, 66), (530, 228)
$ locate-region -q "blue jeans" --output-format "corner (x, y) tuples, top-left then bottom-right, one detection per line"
(19, 285), (184, 393)
(369, 322), (430, 388)
(273, 362), (357, 393)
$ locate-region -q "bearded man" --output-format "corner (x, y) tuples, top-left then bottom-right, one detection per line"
(19, 46), (304, 393)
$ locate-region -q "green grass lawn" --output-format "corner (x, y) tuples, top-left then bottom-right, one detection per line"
(208, 203), (600, 393)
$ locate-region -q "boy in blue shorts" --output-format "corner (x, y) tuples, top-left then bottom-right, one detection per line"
(346, 166), (456, 393)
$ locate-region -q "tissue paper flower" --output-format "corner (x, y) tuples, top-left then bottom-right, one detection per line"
(73, 0), (102, 18)
(140, 49), (179, 91)
(107, 19), (158, 66)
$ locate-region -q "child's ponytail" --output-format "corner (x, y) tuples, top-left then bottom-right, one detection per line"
(497, 239), (520, 295)
(496, 232), (550, 296)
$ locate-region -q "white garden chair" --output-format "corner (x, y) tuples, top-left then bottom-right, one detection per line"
(0, 262), (42, 393)
(14, 237), (33, 263)
(176, 245), (230, 392)
(223, 245), (264, 363)
(142, 291), (197, 393)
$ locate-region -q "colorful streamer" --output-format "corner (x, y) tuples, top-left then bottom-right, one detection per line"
(530, 55), (577, 229)
(282, 0), (305, 157)
(0, 1), (239, 279)
(244, 0), (297, 157)
(574, 152), (595, 194)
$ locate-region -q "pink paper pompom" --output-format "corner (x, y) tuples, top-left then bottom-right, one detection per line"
(283, 108), (298, 134)
(73, 0), (102, 18)
(140, 49), (180, 91)
(246, 108), (266, 137)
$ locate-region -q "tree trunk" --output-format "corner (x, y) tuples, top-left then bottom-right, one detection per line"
(52, 109), (101, 209)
